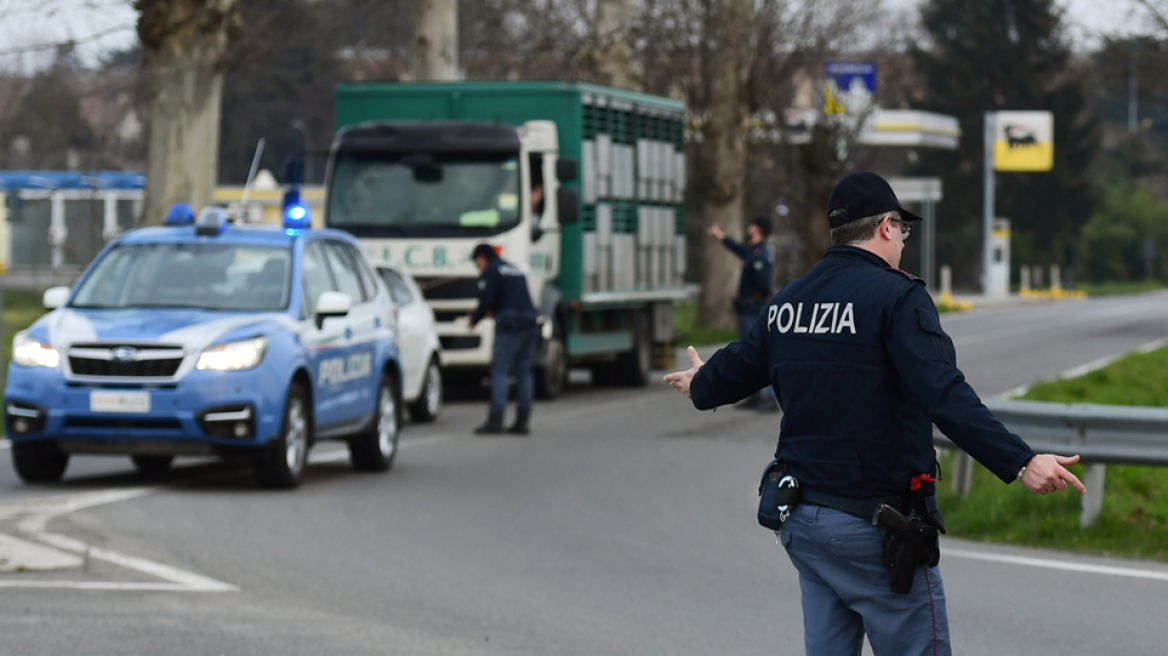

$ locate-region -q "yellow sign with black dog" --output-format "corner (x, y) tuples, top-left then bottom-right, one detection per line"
(993, 111), (1053, 171)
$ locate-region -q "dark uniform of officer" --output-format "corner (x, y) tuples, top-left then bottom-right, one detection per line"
(709, 216), (776, 409)
(470, 244), (538, 435)
(665, 172), (1085, 656)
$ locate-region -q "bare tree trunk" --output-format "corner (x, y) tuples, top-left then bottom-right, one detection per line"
(136, 0), (240, 226)
(589, 0), (642, 90)
(694, 0), (753, 330)
(415, 0), (459, 81)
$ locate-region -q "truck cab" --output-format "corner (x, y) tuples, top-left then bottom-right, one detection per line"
(326, 82), (689, 398)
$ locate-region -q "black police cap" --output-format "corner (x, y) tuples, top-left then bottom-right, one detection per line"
(471, 244), (498, 261)
(751, 216), (772, 235)
(826, 172), (923, 229)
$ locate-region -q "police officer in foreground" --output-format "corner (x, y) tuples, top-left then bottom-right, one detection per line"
(665, 172), (1086, 656)
(469, 244), (538, 435)
(707, 216), (777, 410)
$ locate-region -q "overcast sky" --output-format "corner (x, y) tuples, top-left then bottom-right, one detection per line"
(0, 0), (1158, 72)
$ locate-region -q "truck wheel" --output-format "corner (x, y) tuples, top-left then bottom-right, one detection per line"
(610, 312), (652, 387)
(131, 455), (173, 477)
(11, 441), (69, 484)
(409, 358), (442, 423)
(535, 326), (566, 400)
(350, 372), (401, 472)
(254, 384), (309, 489)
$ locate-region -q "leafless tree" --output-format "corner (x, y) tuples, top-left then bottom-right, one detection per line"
(135, 0), (242, 225)
(415, 0), (459, 80)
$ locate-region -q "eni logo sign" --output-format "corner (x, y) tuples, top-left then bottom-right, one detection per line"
(993, 111), (1053, 172)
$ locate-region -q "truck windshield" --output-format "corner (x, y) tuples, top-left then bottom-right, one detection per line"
(71, 243), (292, 311)
(326, 152), (521, 237)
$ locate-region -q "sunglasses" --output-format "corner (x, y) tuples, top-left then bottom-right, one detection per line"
(878, 216), (911, 240)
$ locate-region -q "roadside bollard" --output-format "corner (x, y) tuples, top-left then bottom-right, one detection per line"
(1051, 264), (1061, 291)
(1020, 266), (1030, 292)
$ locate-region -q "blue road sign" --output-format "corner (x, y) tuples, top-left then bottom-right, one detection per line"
(825, 62), (877, 94)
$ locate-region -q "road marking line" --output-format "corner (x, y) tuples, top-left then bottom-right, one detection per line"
(996, 335), (1168, 399)
(0, 434), (451, 592)
(0, 581), (195, 591)
(946, 548), (1168, 583)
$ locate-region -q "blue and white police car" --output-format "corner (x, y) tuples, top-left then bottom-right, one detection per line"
(4, 204), (404, 488)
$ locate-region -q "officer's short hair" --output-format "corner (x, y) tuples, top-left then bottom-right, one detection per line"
(829, 211), (900, 246)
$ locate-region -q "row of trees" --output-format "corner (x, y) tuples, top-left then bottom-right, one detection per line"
(2, 1), (1164, 321)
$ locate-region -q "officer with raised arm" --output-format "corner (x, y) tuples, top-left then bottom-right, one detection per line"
(665, 172), (1086, 656)
(469, 243), (539, 436)
(708, 216), (777, 410)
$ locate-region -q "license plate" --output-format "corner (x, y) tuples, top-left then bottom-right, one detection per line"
(90, 391), (151, 413)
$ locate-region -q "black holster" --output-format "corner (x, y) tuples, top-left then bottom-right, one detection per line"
(875, 507), (941, 594)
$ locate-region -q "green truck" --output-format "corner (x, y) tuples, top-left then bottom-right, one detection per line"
(325, 81), (688, 397)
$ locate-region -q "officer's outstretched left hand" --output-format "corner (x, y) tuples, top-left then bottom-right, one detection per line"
(664, 346), (704, 399)
(1020, 454), (1087, 495)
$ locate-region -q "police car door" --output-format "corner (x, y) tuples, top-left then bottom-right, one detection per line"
(301, 240), (352, 429)
(321, 241), (378, 424)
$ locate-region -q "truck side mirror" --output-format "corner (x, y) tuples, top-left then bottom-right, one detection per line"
(557, 188), (579, 224)
(556, 158), (578, 182)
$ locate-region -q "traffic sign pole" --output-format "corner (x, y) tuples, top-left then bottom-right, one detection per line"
(983, 111), (994, 296)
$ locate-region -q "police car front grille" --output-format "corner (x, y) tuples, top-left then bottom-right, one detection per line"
(415, 277), (480, 300)
(69, 357), (183, 377)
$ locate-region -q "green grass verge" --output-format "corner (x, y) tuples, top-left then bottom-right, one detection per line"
(1079, 280), (1167, 296)
(941, 346), (1168, 560)
(673, 301), (738, 346)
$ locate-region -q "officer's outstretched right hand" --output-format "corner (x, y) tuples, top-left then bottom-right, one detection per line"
(1020, 454), (1087, 495)
(664, 346), (705, 399)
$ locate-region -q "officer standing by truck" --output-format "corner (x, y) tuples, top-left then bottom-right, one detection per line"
(707, 216), (777, 410)
(469, 244), (539, 435)
(665, 172), (1086, 656)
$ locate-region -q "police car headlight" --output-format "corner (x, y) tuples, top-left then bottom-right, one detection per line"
(196, 337), (268, 371)
(12, 334), (60, 369)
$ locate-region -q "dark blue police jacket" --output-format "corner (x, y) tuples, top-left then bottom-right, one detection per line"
(722, 237), (773, 306)
(471, 257), (537, 332)
(691, 246), (1036, 500)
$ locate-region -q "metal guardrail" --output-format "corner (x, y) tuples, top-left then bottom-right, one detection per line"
(933, 398), (1168, 528)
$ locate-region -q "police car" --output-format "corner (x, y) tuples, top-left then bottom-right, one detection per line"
(3, 204), (405, 489)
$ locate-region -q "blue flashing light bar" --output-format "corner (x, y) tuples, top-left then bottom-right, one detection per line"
(164, 202), (195, 225)
(282, 188), (310, 230)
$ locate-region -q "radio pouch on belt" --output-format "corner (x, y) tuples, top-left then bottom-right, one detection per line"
(757, 459), (801, 531)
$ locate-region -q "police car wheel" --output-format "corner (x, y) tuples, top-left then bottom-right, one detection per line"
(11, 441), (69, 484)
(254, 384), (310, 489)
(350, 372), (400, 471)
(408, 358), (442, 423)
(131, 455), (173, 477)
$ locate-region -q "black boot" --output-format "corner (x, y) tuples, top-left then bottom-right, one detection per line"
(508, 408), (531, 435)
(474, 411), (505, 435)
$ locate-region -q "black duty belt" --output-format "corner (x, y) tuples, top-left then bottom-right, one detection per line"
(801, 489), (910, 522)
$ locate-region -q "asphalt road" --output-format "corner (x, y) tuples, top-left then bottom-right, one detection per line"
(3, 292), (1168, 655)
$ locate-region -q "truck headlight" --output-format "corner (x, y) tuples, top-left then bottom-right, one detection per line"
(12, 334), (60, 369)
(196, 337), (268, 371)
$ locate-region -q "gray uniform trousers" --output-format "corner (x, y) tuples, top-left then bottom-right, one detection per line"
(778, 502), (951, 656)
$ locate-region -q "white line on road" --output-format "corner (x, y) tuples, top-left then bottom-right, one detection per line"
(946, 548), (1168, 583)
(995, 335), (1168, 399)
(0, 434), (452, 592)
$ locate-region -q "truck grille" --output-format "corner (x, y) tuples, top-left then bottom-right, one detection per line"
(415, 277), (480, 300)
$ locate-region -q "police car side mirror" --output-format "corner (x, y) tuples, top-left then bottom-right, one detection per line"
(315, 291), (351, 329)
(43, 286), (70, 310)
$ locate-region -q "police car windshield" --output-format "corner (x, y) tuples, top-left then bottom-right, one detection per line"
(326, 152), (521, 238)
(71, 243), (292, 311)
